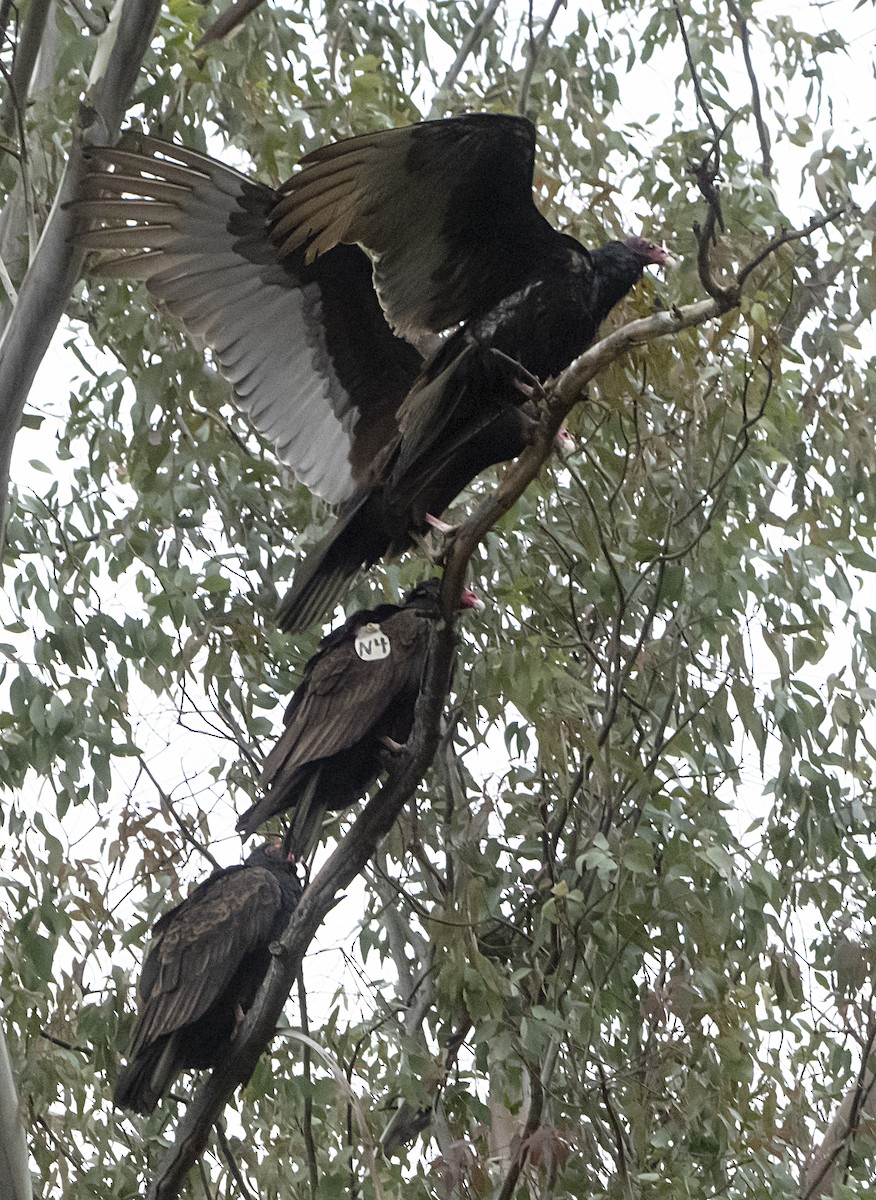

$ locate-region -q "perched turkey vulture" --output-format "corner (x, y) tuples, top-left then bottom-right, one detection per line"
(268, 115), (667, 627)
(236, 578), (483, 853)
(113, 842), (300, 1115)
(74, 116), (667, 629)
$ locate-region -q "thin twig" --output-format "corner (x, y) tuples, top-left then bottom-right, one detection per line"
(137, 758), (221, 871)
(429, 0), (503, 116)
(736, 206), (847, 292)
(517, 0), (565, 117)
(213, 1119), (256, 1200)
(296, 967), (319, 1199)
(726, 0), (772, 178)
(673, 0), (722, 142)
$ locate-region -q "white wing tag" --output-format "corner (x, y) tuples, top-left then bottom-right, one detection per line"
(355, 623), (391, 662)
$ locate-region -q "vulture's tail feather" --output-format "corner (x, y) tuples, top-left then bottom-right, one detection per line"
(113, 1038), (177, 1115)
(276, 495), (386, 633)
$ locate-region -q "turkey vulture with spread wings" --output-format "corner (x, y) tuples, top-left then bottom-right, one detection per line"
(113, 842), (300, 1115)
(75, 115), (667, 629)
(237, 579), (483, 854)
(269, 114), (667, 628)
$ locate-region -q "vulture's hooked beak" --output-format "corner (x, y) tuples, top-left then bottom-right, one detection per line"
(460, 586), (486, 612)
(554, 426), (575, 456)
(626, 235), (677, 270)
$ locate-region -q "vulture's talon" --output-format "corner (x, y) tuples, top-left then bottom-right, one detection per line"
(424, 512), (457, 535)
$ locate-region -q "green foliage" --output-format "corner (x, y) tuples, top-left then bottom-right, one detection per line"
(2, 0), (876, 1197)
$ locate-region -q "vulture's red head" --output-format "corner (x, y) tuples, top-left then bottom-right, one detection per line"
(624, 236), (674, 268)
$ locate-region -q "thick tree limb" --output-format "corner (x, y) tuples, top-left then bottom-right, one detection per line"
(0, 1026), (32, 1200)
(145, 622), (460, 1200)
(0, 0), (162, 559)
(140, 199), (843, 1196)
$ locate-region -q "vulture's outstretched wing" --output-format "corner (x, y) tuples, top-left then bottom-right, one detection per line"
(128, 865), (282, 1060)
(76, 136), (421, 504)
(271, 113), (556, 341)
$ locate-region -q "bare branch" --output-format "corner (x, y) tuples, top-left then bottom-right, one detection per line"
(296, 968), (318, 1199)
(736, 205), (848, 292)
(439, 203), (847, 622)
(137, 758), (222, 872)
(775, 197), (875, 345)
(196, 0), (265, 50)
(726, 0), (772, 178)
(693, 170), (734, 304)
(212, 1118), (256, 1200)
(428, 0), (503, 117)
(673, 0), (722, 143)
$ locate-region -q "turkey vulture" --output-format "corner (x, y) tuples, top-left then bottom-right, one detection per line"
(268, 115), (667, 627)
(74, 116), (667, 629)
(236, 578), (483, 853)
(113, 842), (301, 1115)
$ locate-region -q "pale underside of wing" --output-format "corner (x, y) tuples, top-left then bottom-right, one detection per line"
(270, 114), (550, 343)
(77, 136), (415, 504)
(129, 866), (280, 1055)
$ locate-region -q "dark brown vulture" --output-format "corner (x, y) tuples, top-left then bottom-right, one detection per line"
(113, 842), (300, 1115)
(74, 115), (667, 630)
(236, 578), (483, 853)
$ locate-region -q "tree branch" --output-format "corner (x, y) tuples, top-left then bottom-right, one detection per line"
(212, 1118), (256, 1200)
(517, 0), (565, 117)
(673, 0), (722, 143)
(0, 1026), (33, 1200)
(428, 0), (503, 117)
(145, 617), (461, 1199)
(0, 0), (162, 558)
(296, 968), (318, 1199)
(439, 201), (846, 617)
(726, 0), (772, 178)
(802, 1023), (876, 1199)
(0, 0), (53, 140)
(136, 758), (222, 872)
(196, 0), (265, 50)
